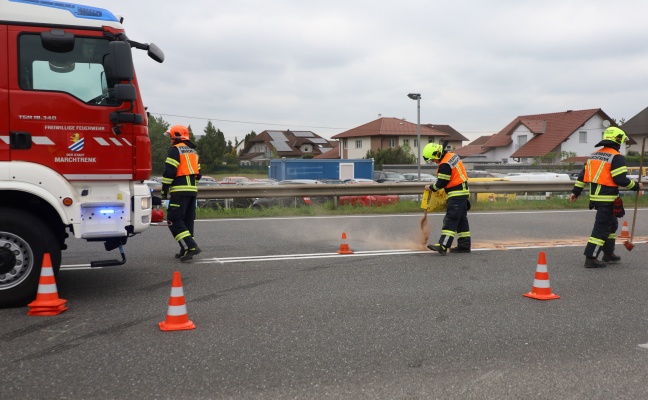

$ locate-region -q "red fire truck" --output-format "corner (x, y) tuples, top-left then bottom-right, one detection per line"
(0, 0), (164, 306)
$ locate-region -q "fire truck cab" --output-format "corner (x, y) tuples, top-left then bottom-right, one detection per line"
(0, 0), (164, 306)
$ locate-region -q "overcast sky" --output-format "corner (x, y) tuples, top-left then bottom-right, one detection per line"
(81, 0), (648, 143)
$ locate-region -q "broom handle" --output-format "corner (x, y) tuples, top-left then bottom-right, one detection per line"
(629, 136), (646, 240)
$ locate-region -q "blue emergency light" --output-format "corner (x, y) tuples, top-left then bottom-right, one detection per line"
(10, 0), (119, 22)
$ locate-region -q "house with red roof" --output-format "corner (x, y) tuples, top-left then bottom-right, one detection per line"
(455, 109), (621, 164)
(330, 117), (468, 161)
(621, 106), (648, 153)
(238, 130), (335, 165)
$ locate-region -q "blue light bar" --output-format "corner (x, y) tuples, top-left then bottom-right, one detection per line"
(99, 209), (115, 215)
(10, 0), (119, 22)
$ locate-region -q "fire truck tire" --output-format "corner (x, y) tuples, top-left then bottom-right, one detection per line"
(0, 209), (62, 308)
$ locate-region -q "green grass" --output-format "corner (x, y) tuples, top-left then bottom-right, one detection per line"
(196, 193), (648, 219)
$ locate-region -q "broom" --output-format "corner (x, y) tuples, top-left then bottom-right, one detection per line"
(624, 136), (646, 251)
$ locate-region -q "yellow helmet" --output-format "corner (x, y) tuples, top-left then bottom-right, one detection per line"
(602, 127), (627, 145)
(422, 143), (444, 161)
(164, 125), (190, 141)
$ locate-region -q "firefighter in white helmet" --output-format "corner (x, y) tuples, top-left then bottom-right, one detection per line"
(422, 142), (471, 255)
(570, 127), (642, 268)
(161, 125), (202, 261)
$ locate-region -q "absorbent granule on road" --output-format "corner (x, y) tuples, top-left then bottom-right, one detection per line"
(418, 210), (430, 250)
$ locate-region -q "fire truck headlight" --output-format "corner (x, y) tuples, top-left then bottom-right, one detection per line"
(141, 197), (151, 210)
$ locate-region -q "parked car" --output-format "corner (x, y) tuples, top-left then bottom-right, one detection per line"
(219, 176), (250, 185)
(344, 178), (376, 184)
(340, 194), (400, 206)
(197, 180), (221, 187)
(340, 180), (400, 206)
(200, 175), (217, 182)
(467, 170), (506, 178)
(251, 179), (326, 209)
(319, 179), (346, 185)
(374, 171), (407, 182)
(403, 173), (437, 182)
(251, 178), (279, 184)
(199, 180), (280, 210)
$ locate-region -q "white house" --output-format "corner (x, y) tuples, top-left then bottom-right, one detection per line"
(455, 109), (626, 164)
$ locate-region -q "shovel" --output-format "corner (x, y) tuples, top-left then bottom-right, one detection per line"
(624, 136), (646, 251)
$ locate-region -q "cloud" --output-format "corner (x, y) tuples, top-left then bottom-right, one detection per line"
(76, 0), (648, 142)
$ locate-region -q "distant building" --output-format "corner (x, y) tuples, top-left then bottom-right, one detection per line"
(621, 106), (648, 154)
(454, 108), (628, 164)
(331, 117), (468, 162)
(238, 130), (334, 165)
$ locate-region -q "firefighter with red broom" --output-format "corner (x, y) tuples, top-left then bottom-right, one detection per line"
(423, 142), (471, 255)
(570, 127), (642, 268)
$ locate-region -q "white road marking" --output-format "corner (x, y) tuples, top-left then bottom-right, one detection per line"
(60, 244), (589, 270)
(60, 238), (645, 270)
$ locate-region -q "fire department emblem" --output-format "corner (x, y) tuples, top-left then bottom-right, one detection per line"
(69, 133), (84, 152)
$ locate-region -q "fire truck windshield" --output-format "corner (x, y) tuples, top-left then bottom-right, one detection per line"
(19, 34), (121, 105)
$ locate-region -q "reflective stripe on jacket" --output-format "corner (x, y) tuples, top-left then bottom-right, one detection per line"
(162, 142), (200, 194)
(434, 152), (470, 198)
(575, 147), (636, 203)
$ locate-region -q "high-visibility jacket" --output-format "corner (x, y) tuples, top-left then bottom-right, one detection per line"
(572, 146), (637, 203)
(161, 142), (201, 194)
(432, 152), (470, 198)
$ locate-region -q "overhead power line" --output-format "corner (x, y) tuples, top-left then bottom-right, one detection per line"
(153, 112), (347, 131)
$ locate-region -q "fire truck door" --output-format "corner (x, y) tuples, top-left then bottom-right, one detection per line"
(0, 25), (8, 162)
(7, 27), (135, 179)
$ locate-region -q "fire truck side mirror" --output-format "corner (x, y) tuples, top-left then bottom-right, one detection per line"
(108, 41), (134, 81)
(114, 84), (137, 102)
(147, 43), (165, 63)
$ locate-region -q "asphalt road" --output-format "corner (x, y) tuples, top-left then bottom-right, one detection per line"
(2, 209), (648, 399)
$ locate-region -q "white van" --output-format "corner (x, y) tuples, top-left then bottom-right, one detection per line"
(506, 172), (571, 199)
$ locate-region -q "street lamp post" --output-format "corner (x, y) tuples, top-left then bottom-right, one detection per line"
(407, 93), (422, 181)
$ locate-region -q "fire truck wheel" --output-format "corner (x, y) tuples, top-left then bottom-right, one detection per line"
(0, 209), (62, 308)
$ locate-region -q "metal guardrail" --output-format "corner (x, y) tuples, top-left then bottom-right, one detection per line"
(152, 181), (579, 199)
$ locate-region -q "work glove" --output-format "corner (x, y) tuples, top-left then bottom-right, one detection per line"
(161, 190), (168, 200)
(612, 197), (625, 218)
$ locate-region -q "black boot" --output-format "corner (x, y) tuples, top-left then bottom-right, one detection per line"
(427, 244), (447, 255)
(180, 246), (202, 262)
(584, 257), (606, 268)
(602, 253), (621, 263)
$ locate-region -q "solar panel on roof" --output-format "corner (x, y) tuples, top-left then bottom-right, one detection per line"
(271, 140), (293, 152)
(292, 131), (314, 137)
(309, 138), (328, 143)
(269, 131), (287, 142)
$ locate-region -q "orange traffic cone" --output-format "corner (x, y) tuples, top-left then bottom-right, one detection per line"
(337, 232), (353, 254)
(159, 271), (195, 331)
(619, 220), (630, 239)
(27, 253), (68, 316)
(523, 251), (560, 301)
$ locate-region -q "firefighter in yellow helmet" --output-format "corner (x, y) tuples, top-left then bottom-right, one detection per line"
(570, 127), (642, 268)
(422, 142), (471, 255)
(161, 125), (202, 261)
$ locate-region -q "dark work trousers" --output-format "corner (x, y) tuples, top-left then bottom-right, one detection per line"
(437, 197), (471, 250)
(584, 203), (617, 258)
(167, 193), (198, 250)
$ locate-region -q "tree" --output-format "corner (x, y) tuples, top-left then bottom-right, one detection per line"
(148, 114), (170, 175)
(365, 147), (416, 169)
(196, 121), (227, 171)
(196, 121), (219, 171)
